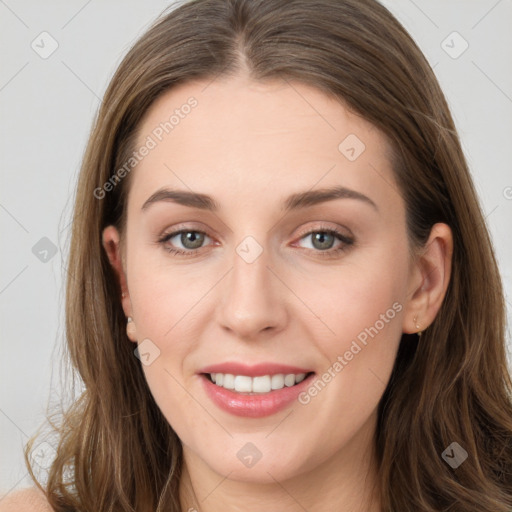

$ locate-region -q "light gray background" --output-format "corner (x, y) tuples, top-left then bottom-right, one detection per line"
(1, 0), (511, 498)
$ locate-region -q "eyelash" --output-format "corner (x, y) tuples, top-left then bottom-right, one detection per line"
(157, 224), (354, 259)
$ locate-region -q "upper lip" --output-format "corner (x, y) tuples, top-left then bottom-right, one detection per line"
(198, 362), (314, 377)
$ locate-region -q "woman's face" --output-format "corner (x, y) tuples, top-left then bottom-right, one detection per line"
(103, 75), (440, 485)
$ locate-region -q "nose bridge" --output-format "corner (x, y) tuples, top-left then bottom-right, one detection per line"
(217, 232), (287, 337)
(232, 234), (271, 292)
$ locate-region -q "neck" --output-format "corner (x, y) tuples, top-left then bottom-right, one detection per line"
(178, 412), (382, 512)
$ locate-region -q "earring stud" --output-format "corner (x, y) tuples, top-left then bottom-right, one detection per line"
(414, 316), (422, 337)
(126, 316), (136, 339)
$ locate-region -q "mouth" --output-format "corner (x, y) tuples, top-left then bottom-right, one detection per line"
(198, 363), (316, 417)
(202, 371), (315, 394)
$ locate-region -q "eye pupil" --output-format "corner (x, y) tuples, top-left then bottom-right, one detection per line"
(312, 232), (334, 250)
(182, 231), (204, 249)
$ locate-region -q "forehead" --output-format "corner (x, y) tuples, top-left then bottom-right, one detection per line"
(127, 75), (399, 216)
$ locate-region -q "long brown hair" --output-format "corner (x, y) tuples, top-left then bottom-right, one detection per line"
(24, 0), (512, 510)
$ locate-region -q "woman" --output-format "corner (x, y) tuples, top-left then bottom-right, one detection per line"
(5, 0), (512, 510)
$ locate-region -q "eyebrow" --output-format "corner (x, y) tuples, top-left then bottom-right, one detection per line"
(141, 185), (378, 213)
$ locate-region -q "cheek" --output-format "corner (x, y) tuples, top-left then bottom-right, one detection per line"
(294, 238), (408, 349)
(125, 248), (222, 435)
(127, 243), (208, 337)
(292, 238), (408, 418)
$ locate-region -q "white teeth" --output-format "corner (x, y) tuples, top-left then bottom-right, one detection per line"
(223, 373), (235, 390)
(234, 375), (252, 392)
(284, 374), (295, 387)
(209, 372), (309, 393)
(271, 374), (284, 390)
(295, 373), (306, 383)
(252, 375), (271, 393)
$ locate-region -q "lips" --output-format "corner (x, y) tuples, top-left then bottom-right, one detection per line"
(197, 362), (315, 418)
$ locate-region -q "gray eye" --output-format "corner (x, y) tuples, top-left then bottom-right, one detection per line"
(304, 232), (336, 251)
(173, 231), (207, 250)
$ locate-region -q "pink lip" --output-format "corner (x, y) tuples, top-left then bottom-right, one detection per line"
(198, 363), (315, 418)
(198, 362), (312, 377)
(200, 374), (315, 418)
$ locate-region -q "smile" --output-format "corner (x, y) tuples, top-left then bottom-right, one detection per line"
(198, 362), (316, 417)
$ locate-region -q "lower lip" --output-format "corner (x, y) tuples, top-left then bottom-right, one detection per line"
(200, 373), (315, 418)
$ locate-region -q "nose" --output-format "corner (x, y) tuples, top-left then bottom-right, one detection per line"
(216, 238), (288, 340)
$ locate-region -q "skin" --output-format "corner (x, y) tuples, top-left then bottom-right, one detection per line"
(102, 74), (453, 512)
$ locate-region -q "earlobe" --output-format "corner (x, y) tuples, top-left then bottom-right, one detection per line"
(403, 223), (453, 335)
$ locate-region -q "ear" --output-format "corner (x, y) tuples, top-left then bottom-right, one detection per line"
(402, 223), (453, 334)
(102, 225), (134, 328)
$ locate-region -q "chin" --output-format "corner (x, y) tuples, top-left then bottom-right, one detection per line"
(195, 441), (313, 484)
(212, 460), (304, 484)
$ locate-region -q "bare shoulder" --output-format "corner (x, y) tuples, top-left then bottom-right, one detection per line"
(0, 487), (54, 512)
